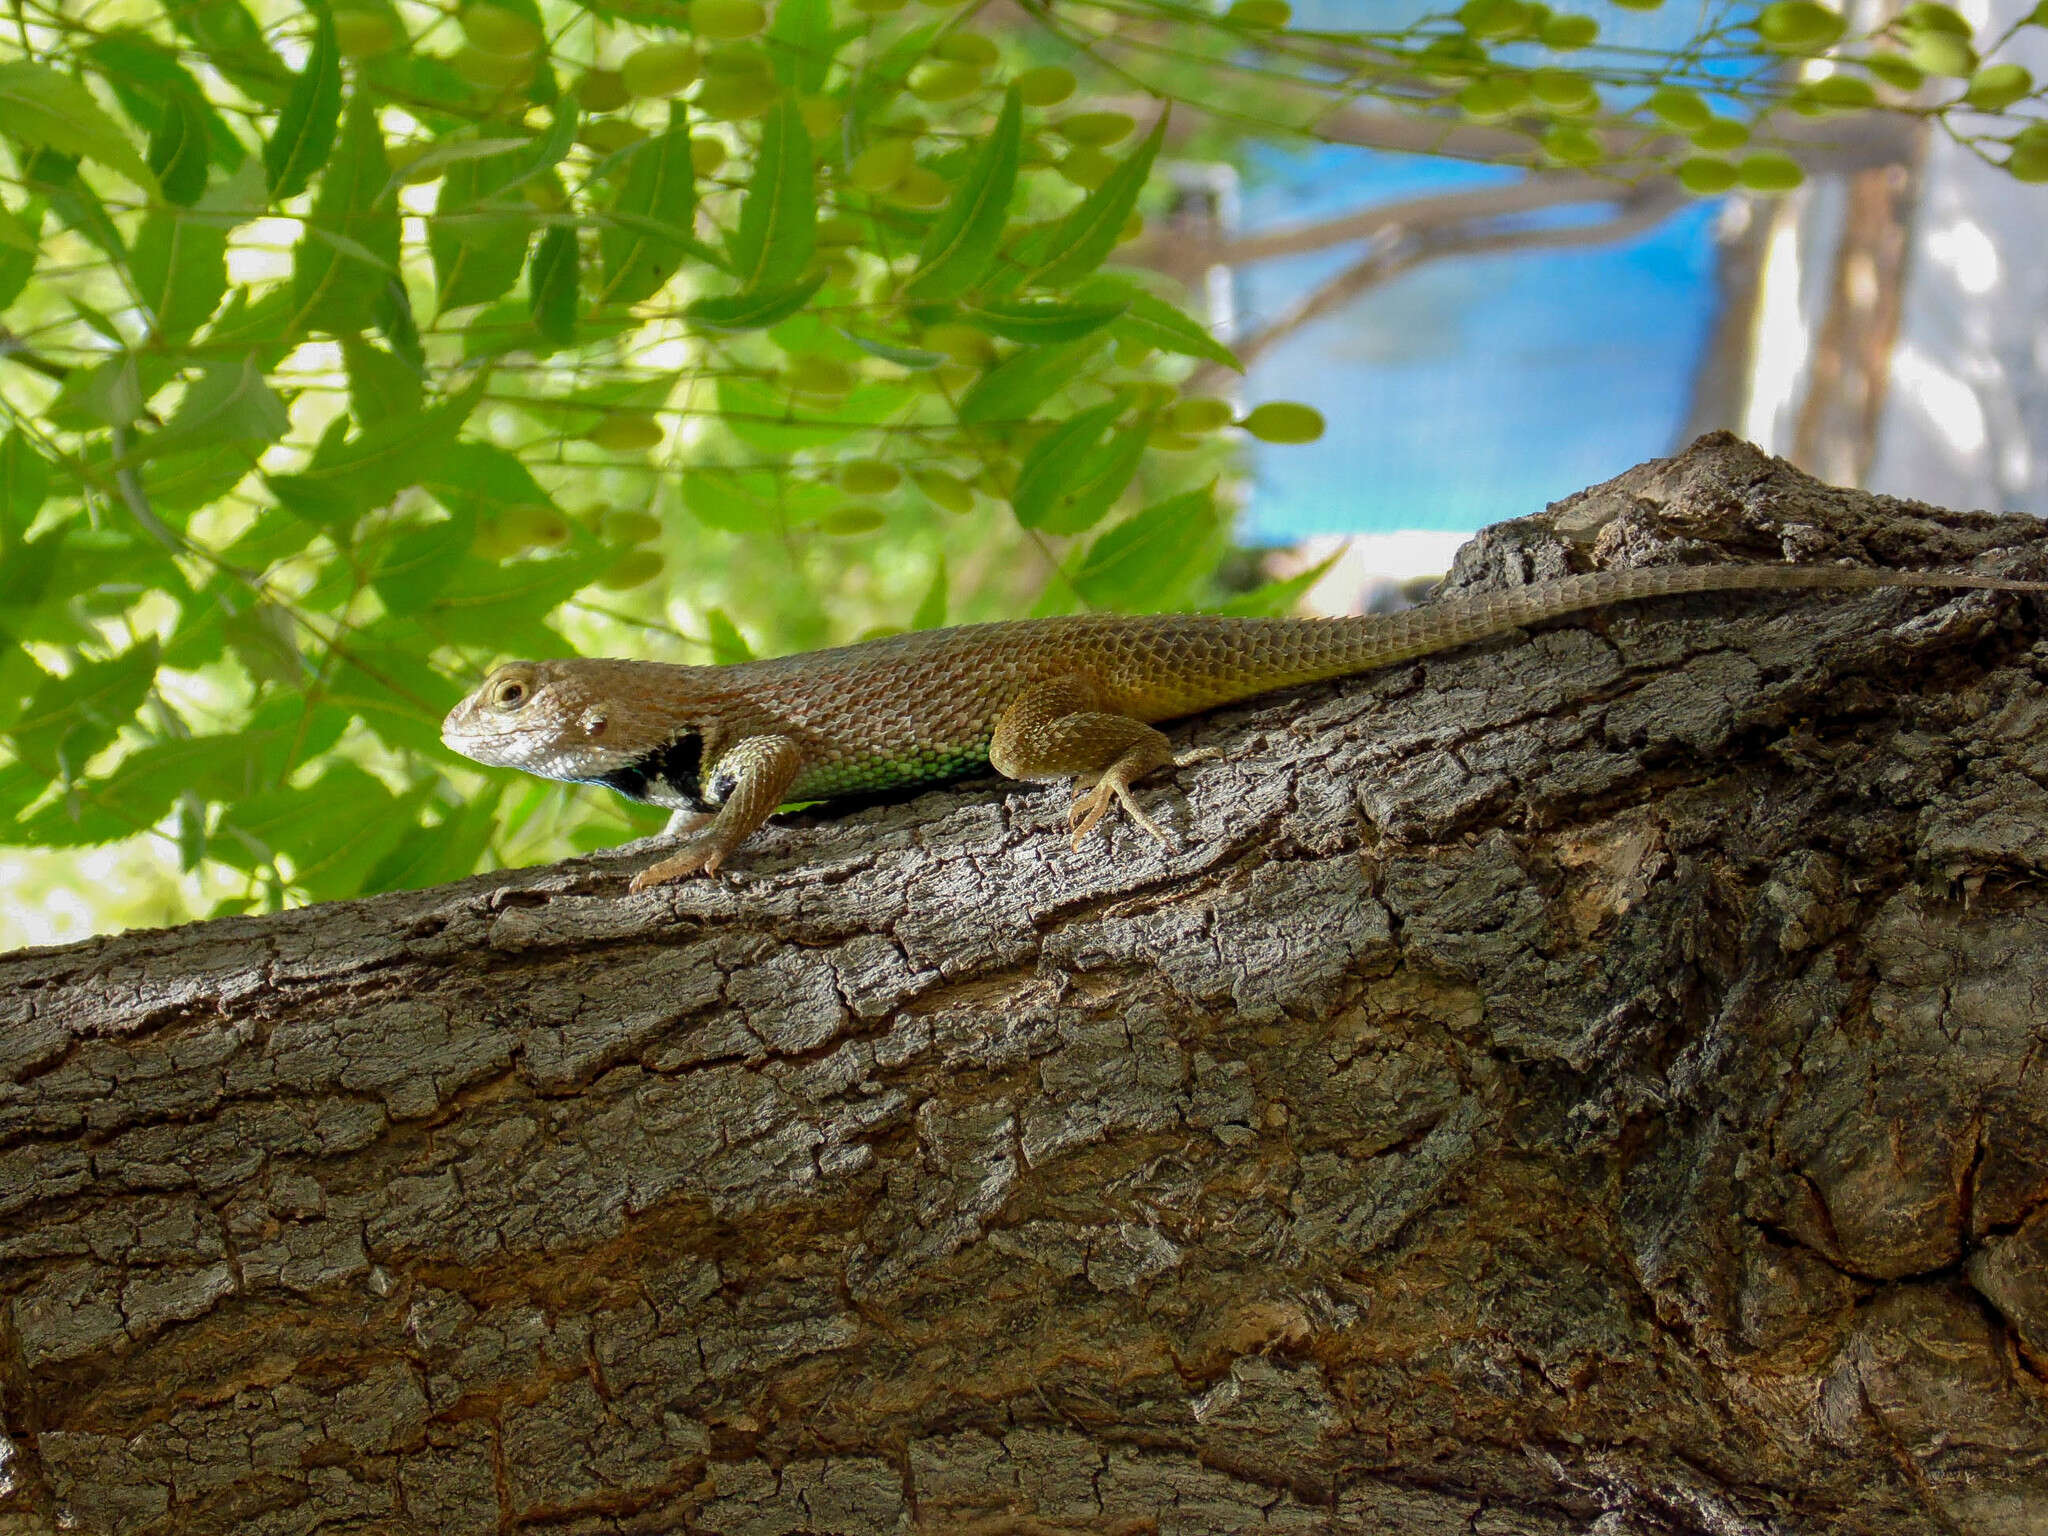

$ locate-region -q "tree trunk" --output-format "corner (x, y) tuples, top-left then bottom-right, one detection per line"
(5, 434), (2048, 1536)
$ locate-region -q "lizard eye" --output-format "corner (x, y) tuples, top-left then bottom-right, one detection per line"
(493, 679), (528, 709)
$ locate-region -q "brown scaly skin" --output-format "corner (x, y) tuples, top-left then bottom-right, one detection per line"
(440, 561), (2048, 890)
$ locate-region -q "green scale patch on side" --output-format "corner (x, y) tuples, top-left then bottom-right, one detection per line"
(792, 740), (992, 801)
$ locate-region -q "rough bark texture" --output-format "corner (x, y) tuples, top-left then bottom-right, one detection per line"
(5, 434), (2048, 1536)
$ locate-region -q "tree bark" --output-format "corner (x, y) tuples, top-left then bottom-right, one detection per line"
(5, 434), (2048, 1536)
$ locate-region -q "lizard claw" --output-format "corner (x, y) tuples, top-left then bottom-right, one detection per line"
(1067, 781), (1172, 851)
(629, 837), (730, 890)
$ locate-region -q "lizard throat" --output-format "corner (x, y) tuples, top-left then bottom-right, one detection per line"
(586, 730), (710, 812)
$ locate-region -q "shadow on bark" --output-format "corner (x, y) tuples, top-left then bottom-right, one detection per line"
(4, 434), (2047, 1535)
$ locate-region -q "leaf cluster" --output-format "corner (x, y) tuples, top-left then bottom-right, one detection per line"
(0, 0), (2035, 931)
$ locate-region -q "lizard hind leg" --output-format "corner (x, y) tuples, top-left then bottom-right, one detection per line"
(988, 680), (1179, 851)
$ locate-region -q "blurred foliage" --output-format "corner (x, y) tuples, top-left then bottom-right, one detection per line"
(0, 0), (2042, 938)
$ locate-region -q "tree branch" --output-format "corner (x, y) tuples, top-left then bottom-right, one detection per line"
(5, 437), (2048, 1535)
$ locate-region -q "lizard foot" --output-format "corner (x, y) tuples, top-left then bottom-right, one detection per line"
(629, 838), (732, 891)
(1068, 780), (1171, 851)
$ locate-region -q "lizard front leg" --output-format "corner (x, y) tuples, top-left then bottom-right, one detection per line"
(629, 734), (803, 889)
(988, 679), (1183, 849)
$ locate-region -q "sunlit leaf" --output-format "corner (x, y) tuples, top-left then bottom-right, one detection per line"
(431, 141), (535, 311)
(0, 431), (51, 542)
(131, 206), (229, 339)
(1011, 398), (1148, 533)
(262, 9), (341, 199)
(1020, 110), (1165, 288)
(1213, 550), (1343, 617)
(768, 0), (838, 92)
(1088, 279), (1242, 370)
(2, 640), (160, 775)
(365, 787), (502, 891)
(687, 275), (824, 331)
(87, 32), (246, 172)
(596, 120), (698, 304)
(0, 62), (156, 190)
(729, 97), (815, 293)
(529, 225), (580, 344)
(135, 355), (289, 460)
(965, 298), (1126, 345)
(705, 607), (754, 662)
(268, 375), (486, 527)
(0, 198), (40, 305)
(957, 339), (1102, 425)
(905, 86), (1021, 301)
(147, 86), (212, 205)
(290, 88), (399, 334)
(1074, 488), (1220, 609)
(912, 555), (947, 629)
(370, 509), (479, 613)
(343, 336), (424, 429)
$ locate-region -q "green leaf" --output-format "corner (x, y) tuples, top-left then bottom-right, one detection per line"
(1021, 110), (1165, 288)
(220, 603), (303, 686)
(147, 85), (211, 204)
(1012, 399), (1121, 529)
(840, 330), (944, 368)
(1036, 423), (1149, 535)
(343, 336), (424, 428)
(135, 355), (289, 461)
(325, 640), (470, 757)
(431, 142), (535, 311)
(166, 0), (289, 106)
(529, 225), (580, 344)
(912, 554), (947, 630)
(132, 206), (229, 339)
(905, 86), (1021, 302)
(729, 97), (815, 293)
(9, 728), (302, 850)
(682, 463), (836, 530)
(203, 284), (304, 371)
(0, 62), (156, 190)
(87, 32), (246, 172)
(768, 0), (838, 93)
(0, 199), (41, 306)
(3, 640), (159, 775)
(0, 431), (50, 543)
(1213, 550), (1342, 617)
(596, 124), (698, 305)
(262, 9), (341, 199)
(964, 298), (1126, 346)
(715, 375), (866, 452)
(1073, 488), (1220, 609)
(291, 88), (399, 335)
(222, 763), (417, 901)
(268, 375), (486, 527)
(957, 339), (1101, 426)
(421, 547), (610, 648)
(417, 440), (558, 528)
(1091, 281), (1241, 370)
(369, 509), (478, 613)
(705, 607), (753, 662)
(23, 149), (124, 265)
(686, 275), (824, 331)
(364, 787), (502, 892)
(389, 134), (532, 189)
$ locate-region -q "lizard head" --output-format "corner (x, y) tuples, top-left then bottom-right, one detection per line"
(442, 661), (612, 776)
(441, 659), (719, 811)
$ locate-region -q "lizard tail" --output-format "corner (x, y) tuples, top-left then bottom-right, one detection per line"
(1251, 560), (2048, 692)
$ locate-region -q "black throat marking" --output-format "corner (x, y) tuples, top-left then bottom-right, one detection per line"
(590, 730), (709, 812)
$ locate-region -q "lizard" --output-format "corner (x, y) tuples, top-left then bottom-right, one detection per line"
(440, 559), (2048, 891)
